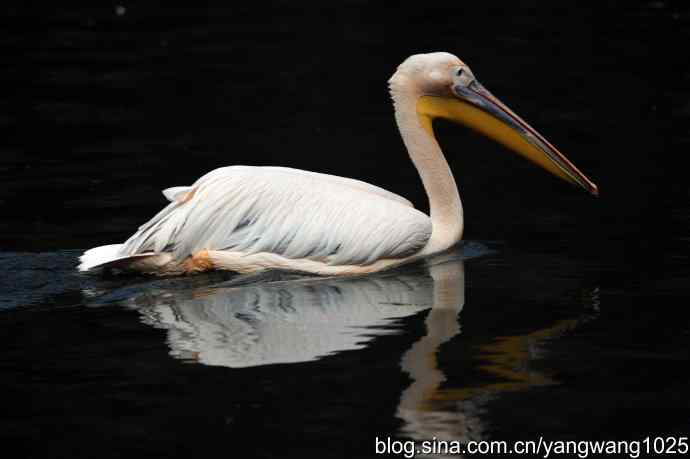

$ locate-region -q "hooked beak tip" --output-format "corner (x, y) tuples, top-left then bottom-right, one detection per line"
(589, 183), (599, 197)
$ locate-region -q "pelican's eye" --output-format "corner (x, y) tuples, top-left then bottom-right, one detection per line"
(453, 66), (474, 88)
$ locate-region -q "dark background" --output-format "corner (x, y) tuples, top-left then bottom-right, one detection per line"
(1, 1), (689, 458)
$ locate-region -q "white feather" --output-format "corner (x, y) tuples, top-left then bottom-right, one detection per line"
(78, 244), (160, 271)
(78, 244), (124, 271)
(121, 166), (431, 266)
(162, 186), (193, 203)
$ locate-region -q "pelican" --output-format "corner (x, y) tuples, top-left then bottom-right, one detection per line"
(79, 52), (597, 276)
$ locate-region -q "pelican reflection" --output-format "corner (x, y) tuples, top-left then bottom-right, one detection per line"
(396, 261), (600, 452)
(123, 249), (598, 451)
(126, 267), (441, 368)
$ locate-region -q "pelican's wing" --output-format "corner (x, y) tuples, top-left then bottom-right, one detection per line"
(278, 168), (414, 208)
(121, 166), (431, 265)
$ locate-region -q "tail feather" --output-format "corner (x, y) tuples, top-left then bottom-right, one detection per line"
(78, 244), (157, 272)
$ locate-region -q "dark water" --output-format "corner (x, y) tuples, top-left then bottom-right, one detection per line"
(2, 2), (689, 458)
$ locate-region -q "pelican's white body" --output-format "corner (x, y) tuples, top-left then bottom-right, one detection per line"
(79, 53), (466, 275)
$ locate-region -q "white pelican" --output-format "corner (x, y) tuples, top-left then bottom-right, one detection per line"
(79, 52), (597, 276)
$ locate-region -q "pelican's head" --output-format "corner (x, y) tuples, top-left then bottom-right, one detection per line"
(389, 52), (598, 195)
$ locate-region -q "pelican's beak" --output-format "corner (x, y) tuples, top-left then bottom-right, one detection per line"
(417, 80), (598, 195)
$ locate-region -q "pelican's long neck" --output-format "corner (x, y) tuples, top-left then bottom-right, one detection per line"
(391, 83), (463, 253)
